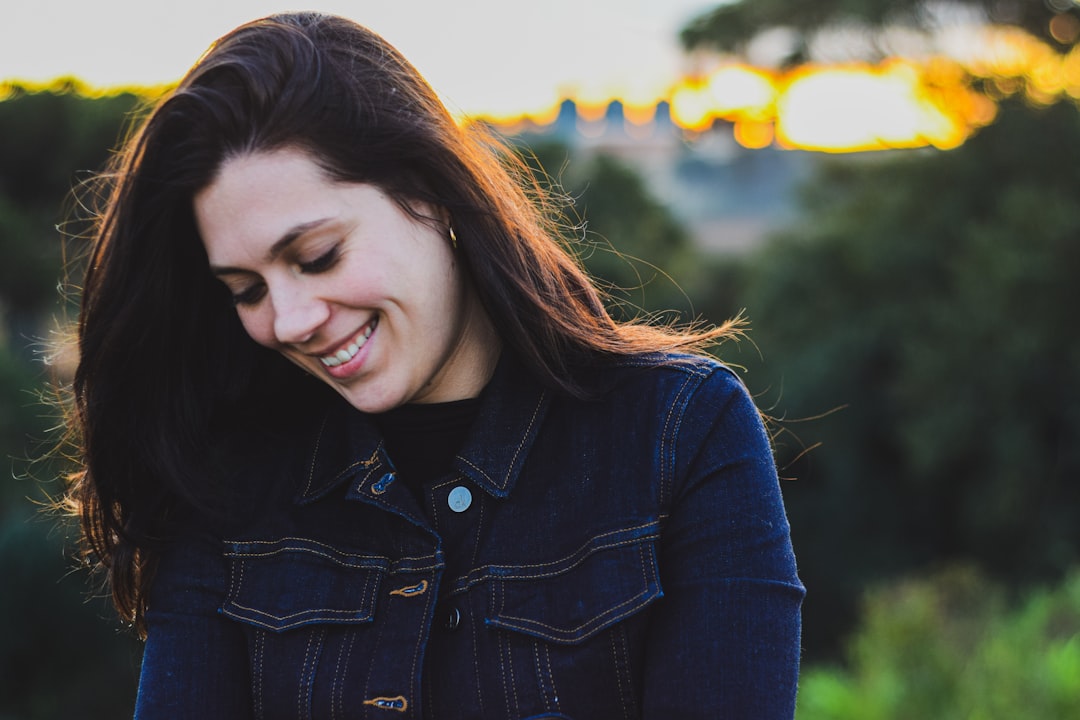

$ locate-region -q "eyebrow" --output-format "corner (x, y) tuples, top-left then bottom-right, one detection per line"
(210, 218), (332, 277)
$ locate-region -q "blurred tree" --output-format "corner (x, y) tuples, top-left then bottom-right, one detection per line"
(518, 140), (732, 326)
(682, 0), (1080, 662)
(738, 98), (1080, 657)
(797, 567), (1080, 719)
(0, 511), (142, 719)
(682, 0), (1079, 62)
(0, 342), (49, 511)
(0, 86), (146, 719)
(0, 341), (143, 719)
(0, 85), (144, 337)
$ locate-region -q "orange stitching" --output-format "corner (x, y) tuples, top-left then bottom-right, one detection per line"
(224, 547), (387, 568)
(455, 455), (494, 486)
(297, 629), (316, 718)
(612, 624), (637, 720)
(302, 414), (328, 497)
(660, 373), (694, 511)
(505, 392), (546, 486)
(494, 584), (652, 641)
(497, 610), (514, 718)
(533, 641), (554, 712)
(489, 542), (660, 642)
(253, 631), (265, 720)
(457, 393), (549, 489)
(611, 631), (629, 720)
(497, 582), (521, 715)
(469, 603), (486, 716)
(455, 525), (660, 590)
(224, 539), (436, 568)
(330, 631), (350, 720)
(406, 578), (434, 716)
(544, 642), (559, 707)
(507, 629), (520, 714)
(224, 601), (372, 624)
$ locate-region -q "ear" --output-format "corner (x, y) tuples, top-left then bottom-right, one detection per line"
(434, 204), (452, 230)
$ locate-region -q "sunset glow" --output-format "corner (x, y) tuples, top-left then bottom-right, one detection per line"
(776, 61), (975, 151)
(661, 24), (1080, 153)
(668, 57), (992, 152)
(3, 23), (1077, 155)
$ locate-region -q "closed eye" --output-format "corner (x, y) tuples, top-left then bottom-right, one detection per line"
(299, 245), (340, 274)
(230, 282), (266, 307)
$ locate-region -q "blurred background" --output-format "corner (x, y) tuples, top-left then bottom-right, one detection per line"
(2, 0), (1079, 717)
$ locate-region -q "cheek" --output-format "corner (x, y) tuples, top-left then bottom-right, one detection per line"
(236, 308), (277, 348)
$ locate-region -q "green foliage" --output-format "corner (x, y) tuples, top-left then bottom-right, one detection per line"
(739, 99), (1080, 656)
(0, 86), (144, 208)
(519, 140), (729, 324)
(0, 88), (143, 719)
(0, 87), (144, 324)
(0, 342), (52, 513)
(0, 510), (141, 719)
(797, 567), (1080, 719)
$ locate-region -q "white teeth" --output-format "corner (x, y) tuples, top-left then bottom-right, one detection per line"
(318, 322), (376, 367)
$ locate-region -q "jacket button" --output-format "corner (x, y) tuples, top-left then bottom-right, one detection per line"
(445, 606), (462, 631)
(447, 486), (472, 512)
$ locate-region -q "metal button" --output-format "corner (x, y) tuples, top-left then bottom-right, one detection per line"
(447, 485), (472, 512)
(445, 606), (461, 631)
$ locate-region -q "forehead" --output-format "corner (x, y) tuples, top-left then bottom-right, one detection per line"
(197, 147), (333, 220)
(194, 148), (340, 259)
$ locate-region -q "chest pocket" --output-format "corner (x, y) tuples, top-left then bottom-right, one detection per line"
(221, 538), (388, 632)
(484, 525), (663, 644)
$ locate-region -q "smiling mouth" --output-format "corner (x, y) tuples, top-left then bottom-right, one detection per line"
(319, 318), (378, 367)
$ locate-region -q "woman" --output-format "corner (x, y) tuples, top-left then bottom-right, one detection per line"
(66, 12), (803, 718)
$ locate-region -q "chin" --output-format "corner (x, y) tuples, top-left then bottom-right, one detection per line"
(337, 387), (399, 415)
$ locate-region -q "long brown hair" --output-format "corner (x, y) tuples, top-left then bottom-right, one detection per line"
(64, 12), (740, 633)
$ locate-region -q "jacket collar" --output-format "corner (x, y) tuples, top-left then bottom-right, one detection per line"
(295, 352), (550, 505)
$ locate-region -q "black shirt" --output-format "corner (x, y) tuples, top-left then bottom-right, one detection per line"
(372, 398), (482, 496)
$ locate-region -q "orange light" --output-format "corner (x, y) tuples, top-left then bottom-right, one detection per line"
(670, 82), (714, 131)
(774, 62), (961, 152)
(734, 120), (774, 149)
(1063, 47), (1080, 98)
(704, 64), (776, 119)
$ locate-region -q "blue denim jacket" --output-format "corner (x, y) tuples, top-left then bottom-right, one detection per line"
(135, 353), (804, 719)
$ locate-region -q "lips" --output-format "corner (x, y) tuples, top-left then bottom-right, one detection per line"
(319, 318), (378, 367)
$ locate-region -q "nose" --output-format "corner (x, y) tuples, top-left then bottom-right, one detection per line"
(270, 282), (330, 345)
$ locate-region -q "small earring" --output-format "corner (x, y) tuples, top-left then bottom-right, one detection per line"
(449, 226), (459, 250)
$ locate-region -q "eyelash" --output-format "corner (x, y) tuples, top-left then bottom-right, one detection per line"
(299, 245), (341, 274)
(230, 245), (341, 307)
(231, 285), (265, 307)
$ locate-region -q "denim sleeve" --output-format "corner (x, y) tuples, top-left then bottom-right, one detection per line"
(134, 532), (253, 719)
(643, 367), (805, 718)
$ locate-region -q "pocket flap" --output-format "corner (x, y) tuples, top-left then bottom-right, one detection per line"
(222, 538), (388, 632)
(486, 531), (662, 645)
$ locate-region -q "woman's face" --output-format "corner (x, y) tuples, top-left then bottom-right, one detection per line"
(195, 146), (500, 413)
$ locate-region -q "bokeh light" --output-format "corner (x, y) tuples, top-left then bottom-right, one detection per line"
(661, 24), (1077, 153)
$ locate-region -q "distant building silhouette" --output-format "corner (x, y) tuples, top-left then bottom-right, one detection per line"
(511, 99), (816, 253)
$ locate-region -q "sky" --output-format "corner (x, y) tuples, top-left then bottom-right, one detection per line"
(1, 0), (724, 117)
